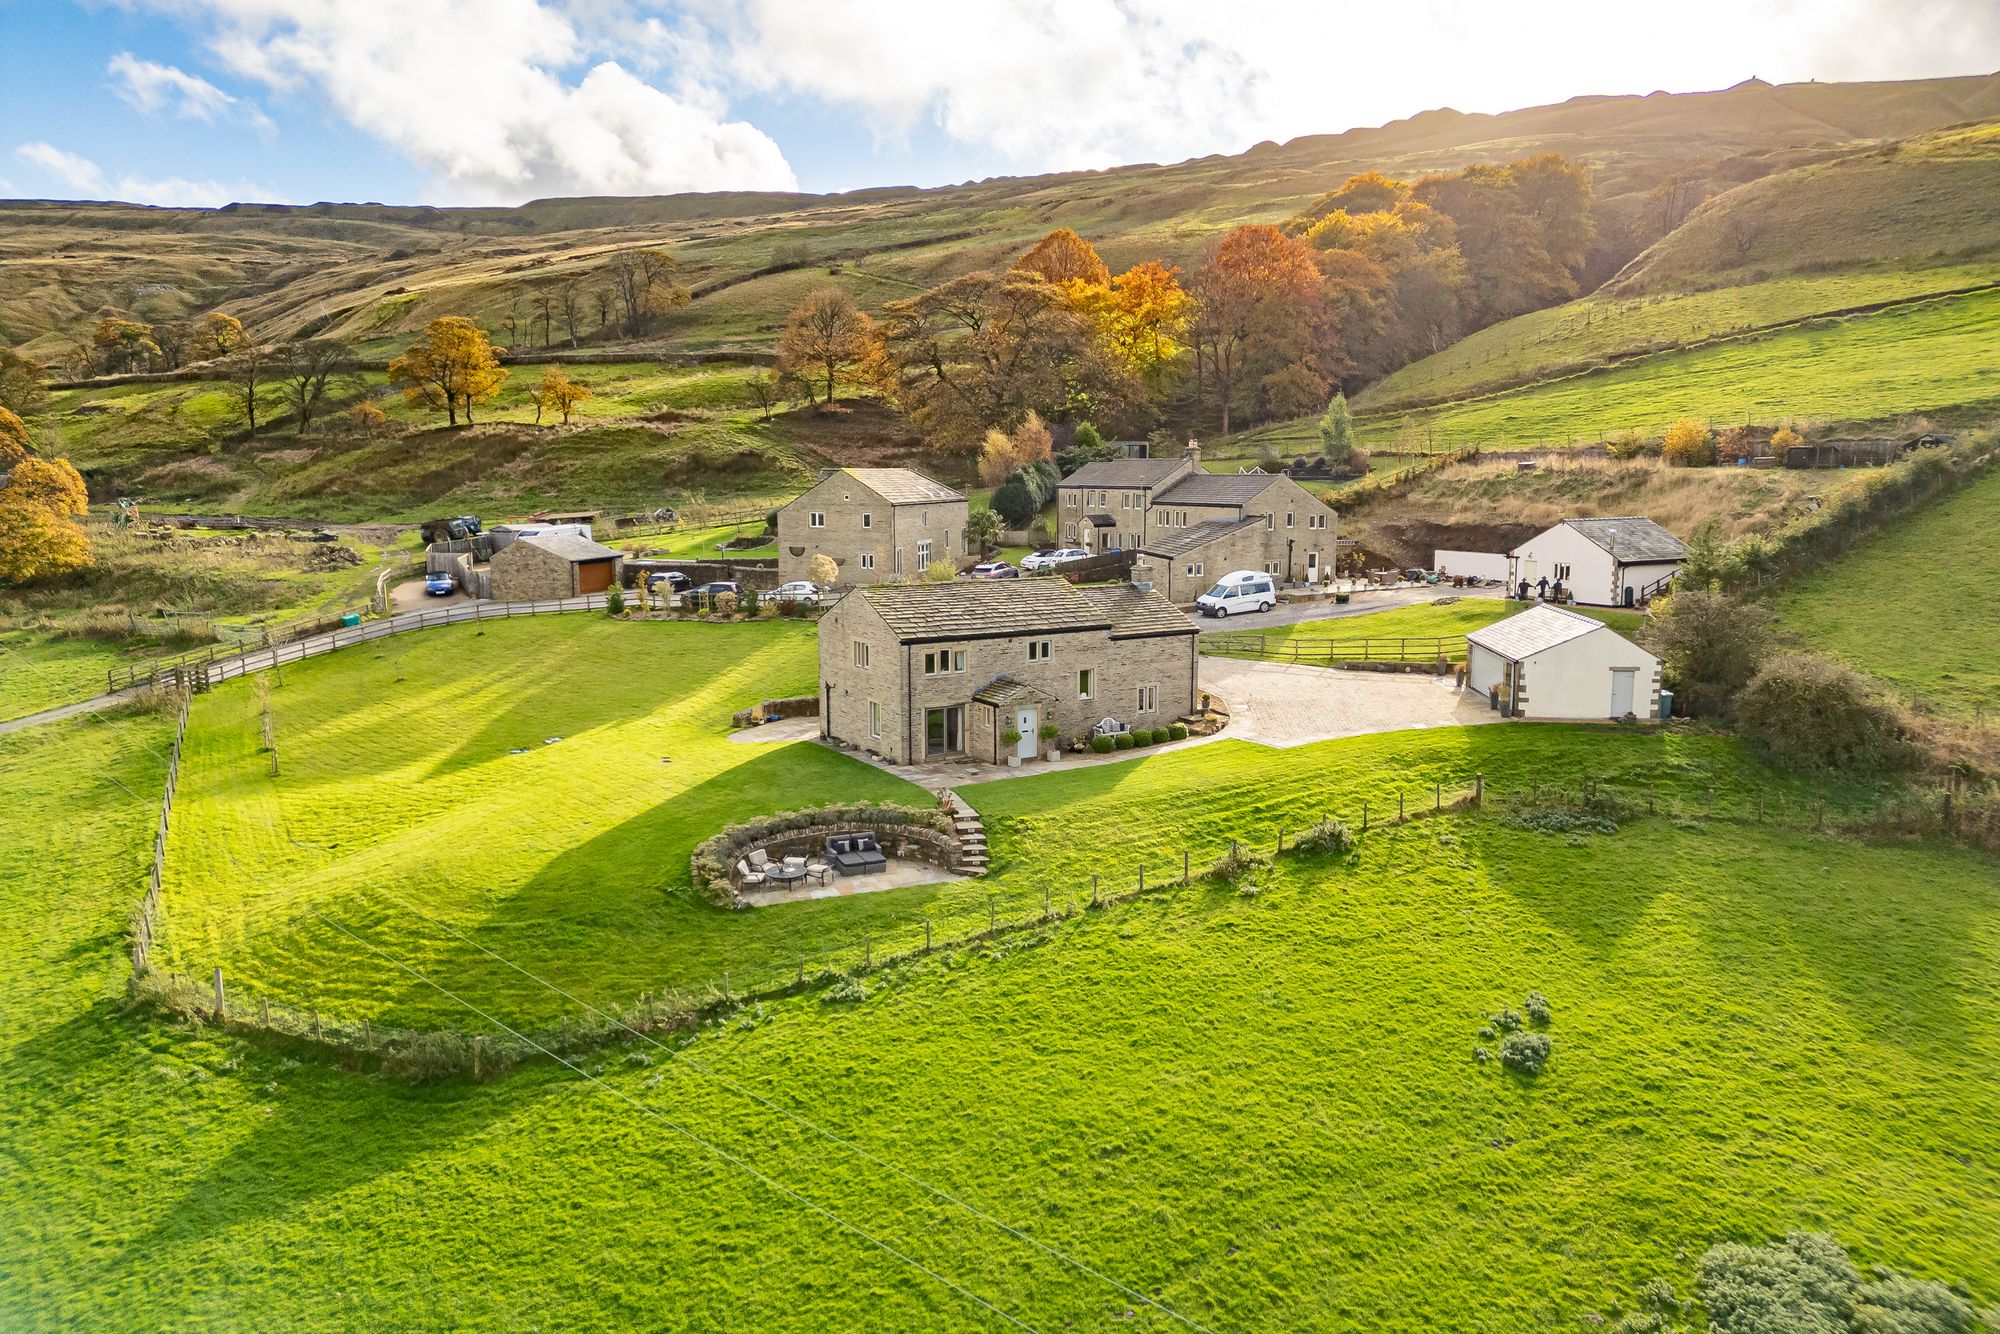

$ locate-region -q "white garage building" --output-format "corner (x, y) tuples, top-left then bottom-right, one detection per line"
(1508, 516), (1687, 608)
(1466, 604), (1662, 721)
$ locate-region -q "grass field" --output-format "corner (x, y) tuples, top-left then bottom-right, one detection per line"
(1775, 464), (2000, 719)
(1205, 597), (1646, 657)
(1248, 287), (2000, 457)
(6, 662), (1999, 1329)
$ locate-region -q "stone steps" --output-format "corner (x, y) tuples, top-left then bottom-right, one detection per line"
(940, 789), (988, 876)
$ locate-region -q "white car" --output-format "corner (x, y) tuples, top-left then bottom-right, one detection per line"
(1021, 548), (1089, 573)
(771, 580), (822, 605)
(1195, 570), (1277, 617)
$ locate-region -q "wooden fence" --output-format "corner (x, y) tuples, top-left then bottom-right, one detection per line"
(1201, 631), (1467, 665)
(130, 685), (192, 980)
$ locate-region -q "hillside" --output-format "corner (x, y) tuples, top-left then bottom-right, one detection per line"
(5, 73), (1998, 363)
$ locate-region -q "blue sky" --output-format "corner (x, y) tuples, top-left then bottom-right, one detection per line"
(4, 0), (1998, 208)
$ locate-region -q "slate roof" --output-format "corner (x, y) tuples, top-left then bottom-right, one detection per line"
(1154, 472), (1281, 506)
(1075, 585), (1199, 638)
(513, 531), (622, 563)
(1138, 517), (1263, 558)
(1466, 605), (1612, 660)
(1561, 517), (1687, 563)
(835, 468), (964, 505)
(861, 579), (1110, 641)
(1061, 457), (1194, 489)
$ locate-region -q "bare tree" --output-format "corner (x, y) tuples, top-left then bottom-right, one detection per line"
(605, 249), (688, 338)
(530, 282), (556, 348)
(1726, 212), (1763, 257)
(279, 339), (357, 436)
(593, 285), (615, 331)
(224, 342), (276, 436)
(557, 274), (585, 346)
(747, 370), (779, 420)
(153, 320), (192, 369)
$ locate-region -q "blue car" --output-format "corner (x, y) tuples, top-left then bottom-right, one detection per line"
(423, 571), (457, 597)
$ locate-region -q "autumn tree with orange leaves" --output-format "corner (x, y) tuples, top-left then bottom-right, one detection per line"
(388, 317), (508, 426)
(0, 451), (93, 584)
(1192, 225), (1330, 434)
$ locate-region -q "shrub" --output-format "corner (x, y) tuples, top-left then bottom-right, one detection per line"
(923, 558), (957, 583)
(1737, 652), (1909, 772)
(1662, 418), (1715, 467)
(1206, 843), (1271, 882)
(1498, 1031), (1550, 1075)
(1852, 1272), (1980, 1333)
(1038, 722), (1060, 742)
(1523, 991), (1552, 1025)
(1149, 727), (1171, 745)
(1167, 722), (1189, 741)
(1770, 424), (1805, 451)
(1130, 729), (1153, 747)
(1489, 1007), (1523, 1032)
(740, 586), (759, 616)
(1000, 727), (1022, 748)
(1699, 1232), (1859, 1334)
(821, 977), (866, 1005)
(604, 585), (625, 615)
(1604, 429), (1658, 460)
(1645, 587), (1773, 718)
(1113, 733), (1136, 751)
(1090, 735), (1115, 754)
(1291, 818), (1354, 856)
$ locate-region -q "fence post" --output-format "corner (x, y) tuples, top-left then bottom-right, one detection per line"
(1043, 885), (1051, 918)
(1276, 827), (1284, 855)
(924, 918), (932, 951)
(863, 932), (871, 968)
(1182, 849), (1189, 885)
(1435, 782), (1442, 812)
(1399, 793), (1405, 821)
(211, 967), (226, 1019)
(311, 1007), (321, 1040)
(1474, 773), (1483, 805)
(1362, 801), (1368, 831)
(473, 1035), (484, 1077)
(363, 1017), (372, 1048)
(1138, 866), (1145, 894)
(260, 995), (270, 1026)
(1091, 873), (1100, 906)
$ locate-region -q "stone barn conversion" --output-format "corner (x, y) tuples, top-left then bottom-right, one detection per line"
(776, 467), (968, 587)
(487, 531), (624, 600)
(818, 580), (1199, 765)
(1466, 604), (1662, 721)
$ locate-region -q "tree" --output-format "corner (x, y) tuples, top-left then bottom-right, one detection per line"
(989, 470), (1042, 527)
(1736, 653), (1908, 772)
(153, 320), (192, 369)
(1014, 228), (1110, 288)
(1644, 588), (1772, 718)
(1770, 425), (1804, 451)
(747, 371), (779, 420)
(557, 274), (586, 346)
(535, 365), (592, 424)
(1317, 392), (1357, 464)
(605, 249), (688, 337)
(0, 455), (92, 583)
(1192, 225), (1328, 435)
(808, 552), (840, 587)
(0, 406), (28, 464)
(387, 317), (507, 426)
(0, 349), (48, 414)
(777, 288), (878, 405)
(1662, 418), (1715, 467)
(279, 339), (356, 436)
(201, 311), (245, 359)
(965, 507), (1003, 556)
(223, 341), (276, 435)
(1100, 260), (1192, 396)
(93, 317), (159, 373)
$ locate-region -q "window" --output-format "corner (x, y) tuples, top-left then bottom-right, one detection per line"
(917, 539), (932, 566)
(1179, 510), (1188, 527)
(1028, 639), (1051, 662)
(1077, 668), (1094, 700)
(1186, 561), (1203, 577)
(923, 648), (967, 676)
(868, 700), (881, 738)
(1309, 514), (1327, 530)
(861, 512), (873, 529)
(1137, 685), (1157, 714)
(809, 511), (825, 528)
(853, 641), (870, 668)
(1286, 512), (1295, 529)
(1065, 524), (1076, 542)
(860, 553), (876, 571)
(1265, 513), (1275, 531)
(1264, 562), (1279, 574)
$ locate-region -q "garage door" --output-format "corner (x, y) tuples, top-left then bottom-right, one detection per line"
(575, 559), (614, 594)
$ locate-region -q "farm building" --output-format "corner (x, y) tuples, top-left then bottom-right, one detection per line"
(1507, 517), (1686, 607)
(818, 579), (1198, 765)
(487, 531), (624, 600)
(1466, 604), (1662, 721)
(777, 468), (968, 587)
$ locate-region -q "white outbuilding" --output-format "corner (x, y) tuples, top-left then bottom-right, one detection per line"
(1466, 604), (1662, 721)
(1508, 516), (1687, 608)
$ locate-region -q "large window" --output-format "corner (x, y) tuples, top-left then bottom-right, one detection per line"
(924, 706), (963, 756)
(809, 511), (825, 528)
(868, 700), (880, 737)
(917, 539), (932, 566)
(859, 553), (876, 571)
(1137, 685), (1157, 713)
(1028, 639), (1050, 662)
(923, 648), (967, 676)
(1077, 668), (1095, 700)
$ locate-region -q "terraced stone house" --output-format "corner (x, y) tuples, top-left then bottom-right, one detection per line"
(776, 467), (968, 587)
(817, 580), (1199, 765)
(1056, 443), (1339, 602)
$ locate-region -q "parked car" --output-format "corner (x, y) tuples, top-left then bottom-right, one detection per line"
(1195, 570), (1277, 617)
(646, 570), (692, 593)
(689, 580), (742, 608)
(968, 561), (1018, 579)
(772, 580), (822, 605)
(1021, 548), (1089, 573)
(423, 571), (456, 597)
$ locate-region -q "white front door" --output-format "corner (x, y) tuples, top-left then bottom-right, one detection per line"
(1610, 669), (1636, 718)
(1015, 707), (1038, 758)
(1306, 550), (1319, 582)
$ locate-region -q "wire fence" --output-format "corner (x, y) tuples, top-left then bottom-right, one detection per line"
(133, 766), (1995, 1078)
(130, 684), (192, 980)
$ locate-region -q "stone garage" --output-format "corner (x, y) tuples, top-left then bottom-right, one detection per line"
(488, 531), (624, 600)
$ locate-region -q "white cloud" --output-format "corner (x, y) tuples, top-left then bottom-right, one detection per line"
(162, 0), (795, 202)
(108, 52), (279, 136)
(13, 141), (282, 206)
(14, 142), (107, 194)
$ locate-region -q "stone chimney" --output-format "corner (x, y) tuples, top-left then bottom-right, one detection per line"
(1129, 557), (1157, 593)
(1184, 438), (1202, 465)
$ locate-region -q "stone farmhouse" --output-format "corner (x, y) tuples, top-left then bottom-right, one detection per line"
(1507, 517), (1687, 608)
(777, 467), (968, 587)
(817, 579), (1199, 765)
(1055, 444), (1339, 603)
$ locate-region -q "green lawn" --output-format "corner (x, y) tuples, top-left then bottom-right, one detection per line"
(1204, 597), (1645, 660)
(1775, 463), (2000, 719)
(0, 631), (136, 720)
(1358, 262), (2000, 412)
(615, 519), (776, 559)
(5, 686), (1998, 1330)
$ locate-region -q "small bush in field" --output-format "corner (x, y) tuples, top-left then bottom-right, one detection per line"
(1523, 991), (1552, 1025)
(1090, 735), (1115, 754)
(1489, 1007), (1523, 1033)
(1736, 652), (1909, 772)
(1662, 418), (1715, 467)
(821, 976), (865, 1005)
(1292, 819), (1354, 856)
(1206, 843), (1271, 883)
(1499, 1031), (1551, 1075)
(605, 585), (625, 615)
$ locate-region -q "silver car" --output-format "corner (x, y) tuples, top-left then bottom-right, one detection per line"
(772, 580), (821, 605)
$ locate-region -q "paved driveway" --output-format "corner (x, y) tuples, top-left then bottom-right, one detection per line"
(1199, 656), (1498, 748)
(1188, 584), (1504, 634)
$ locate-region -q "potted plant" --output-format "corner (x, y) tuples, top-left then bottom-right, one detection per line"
(1039, 721), (1062, 762)
(1001, 727), (1023, 768)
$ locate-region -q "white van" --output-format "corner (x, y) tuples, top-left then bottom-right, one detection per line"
(1195, 570), (1276, 617)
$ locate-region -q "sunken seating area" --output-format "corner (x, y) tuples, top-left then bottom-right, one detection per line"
(824, 832), (889, 875)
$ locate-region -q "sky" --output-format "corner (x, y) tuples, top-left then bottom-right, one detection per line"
(2, 0), (1997, 208)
